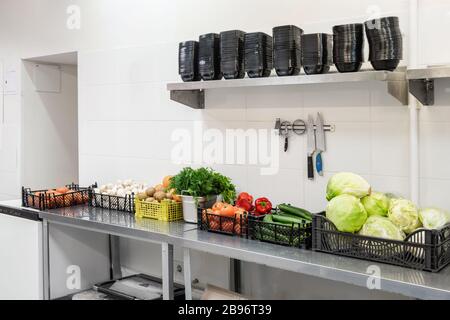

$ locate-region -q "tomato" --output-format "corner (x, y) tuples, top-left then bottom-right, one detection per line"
(208, 214), (220, 231)
(56, 187), (70, 194)
(212, 202), (225, 213)
(220, 204), (235, 217)
(221, 220), (234, 233)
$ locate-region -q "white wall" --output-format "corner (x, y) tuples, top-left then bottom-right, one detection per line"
(21, 61), (79, 189)
(1, 0), (450, 299)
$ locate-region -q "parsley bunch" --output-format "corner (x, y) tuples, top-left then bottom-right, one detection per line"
(169, 167), (236, 203)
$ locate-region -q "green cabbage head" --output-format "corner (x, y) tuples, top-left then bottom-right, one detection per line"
(359, 216), (405, 241)
(326, 194), (368, 233)
(419, 207), (450, 230)
(361, 192), (390, 217)
(326, 172), (371, 201)
(388, 199), (421, 234)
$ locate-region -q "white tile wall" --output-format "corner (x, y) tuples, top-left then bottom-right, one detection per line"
(3, 0), (450, 299)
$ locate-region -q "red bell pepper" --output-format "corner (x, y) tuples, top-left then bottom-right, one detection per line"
(236, 192), (254, 212)
(254, 197), (272, 215)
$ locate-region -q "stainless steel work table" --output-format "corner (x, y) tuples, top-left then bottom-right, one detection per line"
(21, 204), (450, 300)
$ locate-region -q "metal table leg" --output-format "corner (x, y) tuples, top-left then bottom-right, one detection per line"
(230, 259), (241, 293)
(109, 235), (122, 280)
(183, 247), (192, 300)
(161, 242), (174, 300)
(42, 219), (50, 300)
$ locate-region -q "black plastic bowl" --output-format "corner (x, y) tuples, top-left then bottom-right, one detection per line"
(303, 64), (330, 75)
(370, 59), (400, 71)
(335, 62), (362, 73)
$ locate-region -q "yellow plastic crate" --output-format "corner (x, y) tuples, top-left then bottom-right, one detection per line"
(135, 198), (183, 222)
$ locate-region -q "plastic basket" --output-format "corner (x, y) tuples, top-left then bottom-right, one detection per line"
(197, 207), (248, 236)
(89, 190), (135, 213)
(135, 198), (183, 222)
(22, 183), (94, 211)
(248, 214), (312, 249)
(313, 212), (450, 272)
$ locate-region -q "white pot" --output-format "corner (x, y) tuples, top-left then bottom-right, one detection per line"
(181, 195), (217, 224)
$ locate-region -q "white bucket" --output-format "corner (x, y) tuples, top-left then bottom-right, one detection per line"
(181, 195), (217, 224)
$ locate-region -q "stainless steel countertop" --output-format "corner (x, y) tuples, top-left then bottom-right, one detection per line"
(4, 201), (450, 299)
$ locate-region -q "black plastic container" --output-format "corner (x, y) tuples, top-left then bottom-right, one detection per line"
(301, 33), (333, 75)
(364, 16), (403, 71)
(313, 212), (450, 272)
(273, 25), (303, 76)
(178, 41), (200, 82)
(248, 214), (312, 249)
(199, 33), (222, 80)
(333, 23), (364, 73)
(89, 190), (135, 213)
(197, 207), (248, 237)
(244, 32), (273, 78)
(94, 274), (185, 300)
(220, 30), (246, 79)
(22, 183), (94, 211)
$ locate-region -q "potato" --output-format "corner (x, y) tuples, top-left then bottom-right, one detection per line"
(137, 192), (147, 200)
(154, 191), (166, 201)
(145, 187), (156, 197)
(145, 197), (155, 203)
(154, 184), (164, 192)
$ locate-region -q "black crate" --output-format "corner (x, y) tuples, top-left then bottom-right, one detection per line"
(248, 214), (312, 249)
(197, 207), (248, 237)
(89, 190), (135, 213)
(313, 212), (450, 272)
(22, 183), (95, 211)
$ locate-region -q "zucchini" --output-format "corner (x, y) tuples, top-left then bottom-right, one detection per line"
(272, 214), (305, 225)
(278, 204), (312, 221)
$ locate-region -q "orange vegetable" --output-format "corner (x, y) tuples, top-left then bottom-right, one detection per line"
(162, 176), (172, 189)
(212, 202), (225, 213)
(56, 187), (70, 194)
(220, 204), (235, 217)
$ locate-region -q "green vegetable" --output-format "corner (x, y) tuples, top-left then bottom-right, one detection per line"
(326, 194), (367, 233)
(169, 167), (236, 203)
(359, 216), (405, 241)
(361, 192), (390, 217)
(272, 214), (306, 225)
(419, 207), (450, 230)
(278, 204), (312, 221)
(326, 172), (371, 201)
(388, 198), (421, 234)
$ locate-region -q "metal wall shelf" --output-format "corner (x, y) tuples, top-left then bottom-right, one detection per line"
(167, 70), (409, 108)
(407, 66), (450, 106)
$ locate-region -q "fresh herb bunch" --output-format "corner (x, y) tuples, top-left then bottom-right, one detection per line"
(169, 167), (236, 203)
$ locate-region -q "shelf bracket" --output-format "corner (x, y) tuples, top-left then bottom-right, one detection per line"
(387, 80), (409, 105)
(170, 90), (205, 109)
(408, 79), (434, 106)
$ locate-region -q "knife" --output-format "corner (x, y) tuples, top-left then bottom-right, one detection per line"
(306, 115), (316, 180)
(315, 113), (325, 176)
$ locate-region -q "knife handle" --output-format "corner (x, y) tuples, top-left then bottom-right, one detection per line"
(308, 155), (314, 180)
(316, 152), (323, 176)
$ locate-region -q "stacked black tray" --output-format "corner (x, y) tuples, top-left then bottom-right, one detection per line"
(301, 33), (333, 75)
(199, 33), (222, 80)
(178, 41), (200, 82)
(333, 23), (364, 73)
(244, 32), (273, 78)
(220, 30), (246, 79)
(365, 16), (403, 71)
(273, 25), (303, 76)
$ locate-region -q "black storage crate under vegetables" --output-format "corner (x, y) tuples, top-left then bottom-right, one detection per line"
(313, 212), (450, 272)
(89, 190), (135, 213)
(197, 207), (249, 237)
(248, 213), (312, 249)
(22, 183), (94, 211)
